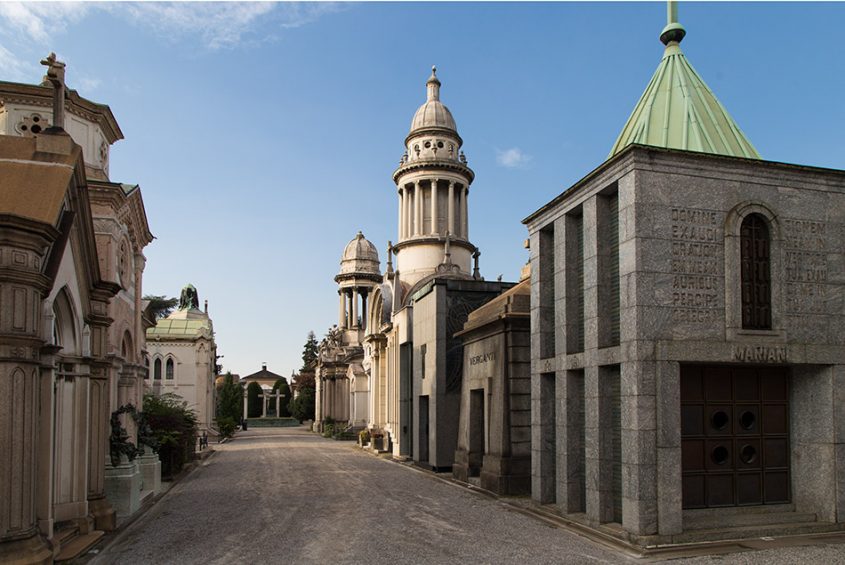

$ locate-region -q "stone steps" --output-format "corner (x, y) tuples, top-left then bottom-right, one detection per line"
(684, 509), (816, 529)
(671, 520), (843, 544)
(54, 530), (104, 562)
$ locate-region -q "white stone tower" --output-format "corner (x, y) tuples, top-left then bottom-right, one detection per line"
(335, 231), (381, 344)
(392, 67), (476, 287)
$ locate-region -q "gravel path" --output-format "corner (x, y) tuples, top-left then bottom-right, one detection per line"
(91, 427), (845, 565)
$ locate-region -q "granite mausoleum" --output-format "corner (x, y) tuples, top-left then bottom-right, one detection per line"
(524, 6), (845, 544)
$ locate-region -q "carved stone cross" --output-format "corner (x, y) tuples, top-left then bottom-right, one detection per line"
(40, 52), (66, 130)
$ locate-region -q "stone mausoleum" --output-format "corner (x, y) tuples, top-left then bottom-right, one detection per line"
(524, 7), (845, 544)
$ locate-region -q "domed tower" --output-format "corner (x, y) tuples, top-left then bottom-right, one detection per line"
(392, 67), (476, 287)
(335, 232), (381, 344)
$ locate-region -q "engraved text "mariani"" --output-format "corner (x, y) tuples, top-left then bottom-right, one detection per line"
(470, 352), (495, 366)
(732, 345), (787, 363)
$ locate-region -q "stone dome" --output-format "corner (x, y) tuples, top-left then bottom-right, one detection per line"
(338, 231), (380, 276)
(409, 66), (457, 135)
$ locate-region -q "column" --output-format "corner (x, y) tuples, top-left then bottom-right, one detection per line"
(448, 181), (455, 236)
(275, 391), (281, 417)
(338, 291), (346, 328)
(361, 291), (368, 332)
(243, 390), (248, 421)
(430, 179), (438, 234)
(413, 181), (421, 235)
(262, 394), (267, 418)
(398, 186), (404, 241)
(347, 290), (354, 328)
(461, 187), (468, 239)
(404, 186), (411, 239)
(352, 289), (359, 328)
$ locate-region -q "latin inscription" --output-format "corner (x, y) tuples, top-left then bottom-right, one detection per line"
(470, 352), (495, 366)
(670, 208), (722, 323)
(783, 218), (829, 314)
(732, 345), (787, 363)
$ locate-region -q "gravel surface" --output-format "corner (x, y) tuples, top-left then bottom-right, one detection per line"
(91, 427), (845, 565)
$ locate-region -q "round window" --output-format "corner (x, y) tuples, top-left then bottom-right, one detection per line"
(740, 444), (757, 464)
(711, 445), (729, 465)
(711, 410), (729, 431)
(740, 411), (756, 430)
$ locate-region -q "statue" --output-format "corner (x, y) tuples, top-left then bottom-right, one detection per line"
(40, 52), (66, 130)
(326, 325), (341, 348)
(179, 284), (200, 310)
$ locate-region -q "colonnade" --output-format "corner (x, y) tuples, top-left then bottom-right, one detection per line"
(338, 287), (369, 331)
(397, 179), (468, 240)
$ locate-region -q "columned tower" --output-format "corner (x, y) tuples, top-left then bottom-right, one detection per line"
(335, 231), (381, 345)
(392, 67), (476, 287)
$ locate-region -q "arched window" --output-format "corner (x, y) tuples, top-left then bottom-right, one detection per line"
(166, 358), (175, 380)
(154, 358), (162, 380)
(740, 214), (771, 329)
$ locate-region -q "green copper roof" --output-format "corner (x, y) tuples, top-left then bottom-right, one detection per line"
(609, 4), (760, 160)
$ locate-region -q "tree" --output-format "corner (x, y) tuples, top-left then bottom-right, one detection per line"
(144, 294), (178, 320)
(290, 386), (315, 423)
(247, 381), (263, 418)
(301, 330), (319, 371)
(216, 372), (243, 423)
(271, 378), (292, 417)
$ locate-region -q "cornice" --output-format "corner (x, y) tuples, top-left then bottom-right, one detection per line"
(393, 159), (474, 184)
(392, 235), (476, 254)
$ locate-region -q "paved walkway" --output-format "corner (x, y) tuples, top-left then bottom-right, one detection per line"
(92, 427), (845, 565)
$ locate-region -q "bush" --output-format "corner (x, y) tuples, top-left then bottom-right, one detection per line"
(359, 428), (370, 445)
(247, 382), (262, 418)
(143, 393), (198, 479)
(322, 423), (334, 438)
(218, 416), (237, 439)
(291, 386), (315, 423)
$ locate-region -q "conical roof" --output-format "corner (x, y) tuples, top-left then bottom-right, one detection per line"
(608, 6), (759, 160)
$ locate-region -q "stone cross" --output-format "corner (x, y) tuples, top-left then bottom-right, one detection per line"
(40, 52), (66, 130)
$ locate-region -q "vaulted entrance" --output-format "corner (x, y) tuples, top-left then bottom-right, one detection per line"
(681, 365), (790, 509)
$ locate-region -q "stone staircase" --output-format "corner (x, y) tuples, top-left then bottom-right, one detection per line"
(53, 521), (104, 563)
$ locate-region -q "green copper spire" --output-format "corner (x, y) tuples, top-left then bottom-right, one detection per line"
(608, 1), (760, 159)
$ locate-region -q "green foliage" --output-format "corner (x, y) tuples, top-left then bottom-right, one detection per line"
(301, 330), (319, 371)
(109, 404), (142, 467)
(247, 381), (263, 418)
(143, 393), (198, 479)
(217, 416), (237, 439)
(216, 373), (243, 423)
(271, 378), (292, 417)
(322, 423), (334, 438)
(359, 428), (370, 445)
(290, 386), (315, 423)
(143, 294), (179, 320)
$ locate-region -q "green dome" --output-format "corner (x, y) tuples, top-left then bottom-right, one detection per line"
(609, 10), (760, 160)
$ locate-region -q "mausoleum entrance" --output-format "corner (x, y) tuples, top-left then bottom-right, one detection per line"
(681, 364), (790, 509)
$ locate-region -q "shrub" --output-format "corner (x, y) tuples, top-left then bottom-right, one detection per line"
(218, 416), (237, 439)
(322, 423), (334, 438)
(143, 393), (198, 479)
(358, 428), (370, 445)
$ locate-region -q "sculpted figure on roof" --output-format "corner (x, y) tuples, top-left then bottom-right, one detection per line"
(179, 284), (199, 310)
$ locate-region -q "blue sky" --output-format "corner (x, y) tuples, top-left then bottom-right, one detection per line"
(2, 2), (843, 377)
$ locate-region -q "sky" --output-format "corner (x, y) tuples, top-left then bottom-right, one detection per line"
(1, 1), (843, 378)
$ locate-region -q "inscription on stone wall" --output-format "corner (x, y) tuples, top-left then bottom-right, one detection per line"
(469, 352), (495, 366)
(783, 218), (829, 314)
(670, 208), (723, 323)
(732, 345), (787, 363)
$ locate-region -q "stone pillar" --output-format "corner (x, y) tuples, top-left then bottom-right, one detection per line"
(242, 389), (248, 421)
(398, 186), (404, 241)
(338, 291), (346, 329)
(88, 362), (116, 531)
(262, 394), (267, 418)
(461, 187), (468, 239)
(275, 390), (280, 417)
(352, 289), (359, 329)
(430, 179), (438, 234)
(361, 291), (368, 332)
(413, 181), (421, 236)
(448, 182), (455, 236)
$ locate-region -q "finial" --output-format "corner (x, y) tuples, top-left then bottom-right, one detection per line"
(659, 0), (686, 45)
(356, 231), (364, 239)
(426, 65), (441, 101)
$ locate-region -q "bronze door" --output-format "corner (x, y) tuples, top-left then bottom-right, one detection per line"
(681, 365), (789, 509)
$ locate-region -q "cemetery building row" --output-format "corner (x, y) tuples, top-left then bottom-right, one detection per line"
(313, 5), (845, 546)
